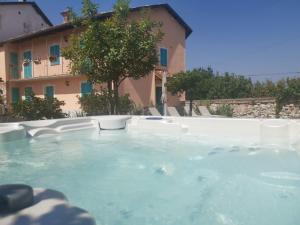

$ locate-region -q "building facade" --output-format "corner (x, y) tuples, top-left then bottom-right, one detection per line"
(0, 1), (52, 42)
(0, 4), (192, 113)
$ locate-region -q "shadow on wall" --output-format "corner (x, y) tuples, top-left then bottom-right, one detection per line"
(0, 189), (96, 225)
(120, 76), (154, 107)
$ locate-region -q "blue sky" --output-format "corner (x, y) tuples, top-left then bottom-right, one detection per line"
(34, 0), (300, 81)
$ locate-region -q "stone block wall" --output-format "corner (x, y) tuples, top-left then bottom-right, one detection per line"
(194, 98), (300, 119)
(279, 104), (300, 119)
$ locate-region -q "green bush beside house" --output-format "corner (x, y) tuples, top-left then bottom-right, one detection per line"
(11, 94), (66, 121)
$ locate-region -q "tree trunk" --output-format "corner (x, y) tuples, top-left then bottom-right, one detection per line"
(189, 100), (193, 117)
(107, 81), (113, 115)
(113, 81), (119, 115)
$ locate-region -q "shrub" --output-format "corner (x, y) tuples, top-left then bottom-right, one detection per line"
(118, 94), (135, 115)
(275, 78), (300, 116)
(78, 90), (111, 116)
(212, 104), (234, 117)
(11, 94), (66, 120)
(78, 90), (137, 115)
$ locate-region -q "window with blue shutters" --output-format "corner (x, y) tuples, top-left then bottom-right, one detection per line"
(23, 51), (32, 78)
(24, 87), (33, 101)
(11, 88), (20, 103)
(81, 82), (92, 95)
(49, 44), (60, 65)
(44, 86), (54, 98)
(160, 48), (168, 67)
(10, 53), (19, 79)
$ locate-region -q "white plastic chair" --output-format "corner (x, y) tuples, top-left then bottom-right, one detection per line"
(148, 107), (161, 116)
(184, 105), (197, 116)
(198, 106), (211, 116)
(167, 107), (181, 117)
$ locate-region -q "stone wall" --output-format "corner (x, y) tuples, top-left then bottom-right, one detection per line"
(279, 104), (300, 119)
(194, 97), (300, 119)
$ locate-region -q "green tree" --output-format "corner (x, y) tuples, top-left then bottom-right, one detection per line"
(207, 73), (252, 99)
(275, 78), (300, 116)
(63, 0), (163, 114)
(167, 68), (213, 116)
(251, 80), (279, 98)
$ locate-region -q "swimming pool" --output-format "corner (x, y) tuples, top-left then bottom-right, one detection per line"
(1, 116), (300, 225)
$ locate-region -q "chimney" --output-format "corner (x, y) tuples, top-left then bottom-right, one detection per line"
(60, 9), (71, 24)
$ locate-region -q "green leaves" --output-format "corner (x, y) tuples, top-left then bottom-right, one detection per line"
(167, 68), (214, 101)
(81, 0), (98, 20)
(62, 0), (163, 113)
(78, 90), (135, 115)
(167, 68), (300, 113)
(11, 94), (66, 120)
(63, 0), (162, 85)
(275, 77), (300, 116)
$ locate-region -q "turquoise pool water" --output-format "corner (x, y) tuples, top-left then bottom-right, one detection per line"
(0, 129), (300, 225)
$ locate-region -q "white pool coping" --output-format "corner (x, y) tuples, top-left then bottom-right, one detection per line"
(0, 116), (131, 141)
(0, 116), (299, 150)
(127, 116), (300, 150)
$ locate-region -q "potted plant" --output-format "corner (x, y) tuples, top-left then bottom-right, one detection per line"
(33, 57), (41, 64)
(23, 58), (31, 66)
(49, 55), (57, 63)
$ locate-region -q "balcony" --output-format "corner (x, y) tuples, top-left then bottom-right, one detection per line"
(8, 73), (80, 83)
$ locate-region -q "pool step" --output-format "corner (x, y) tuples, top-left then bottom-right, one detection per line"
(27, 121), (97, 137)
(57, 121), (96, 132)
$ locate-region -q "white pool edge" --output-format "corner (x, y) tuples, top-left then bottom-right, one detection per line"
(0, 116), (299, 151)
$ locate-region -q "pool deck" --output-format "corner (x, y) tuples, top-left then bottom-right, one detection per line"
(0, 188), (96, 225)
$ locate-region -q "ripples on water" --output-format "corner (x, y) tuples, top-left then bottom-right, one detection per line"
(0, 129), (300, 225)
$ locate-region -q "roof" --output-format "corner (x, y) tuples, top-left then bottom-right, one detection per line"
(0, 3), (192, 45)
(0, 1), (53, 26)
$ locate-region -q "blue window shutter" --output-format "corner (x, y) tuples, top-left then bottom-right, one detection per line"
(81, 82), (92, 95)
(10, 53), (19, 79)
(24, 87), (33, 101)
(50, 45), (54, 56)
(50, 45), (60, 65)
(11, 88), (20, 103)
(24, 51), (32, 60)
(23, 51), (32, 78)
(160, 48), (168, 67)
(45, 86), (54, 98)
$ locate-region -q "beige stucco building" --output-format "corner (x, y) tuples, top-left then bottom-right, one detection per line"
(0, 1), (52, 42)
(0, 3), (192, 113)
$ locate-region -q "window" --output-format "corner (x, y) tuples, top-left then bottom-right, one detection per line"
(11, 88), (20, 103)
(160, 48), (168, 67)
(10, 53), (19, 79)
(23, 51), (32, 78)
(24, 87), (33, 101)
(44, 86), (54, 98)
(49, 45), (60, 65)
(81, 82), (92, 95)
